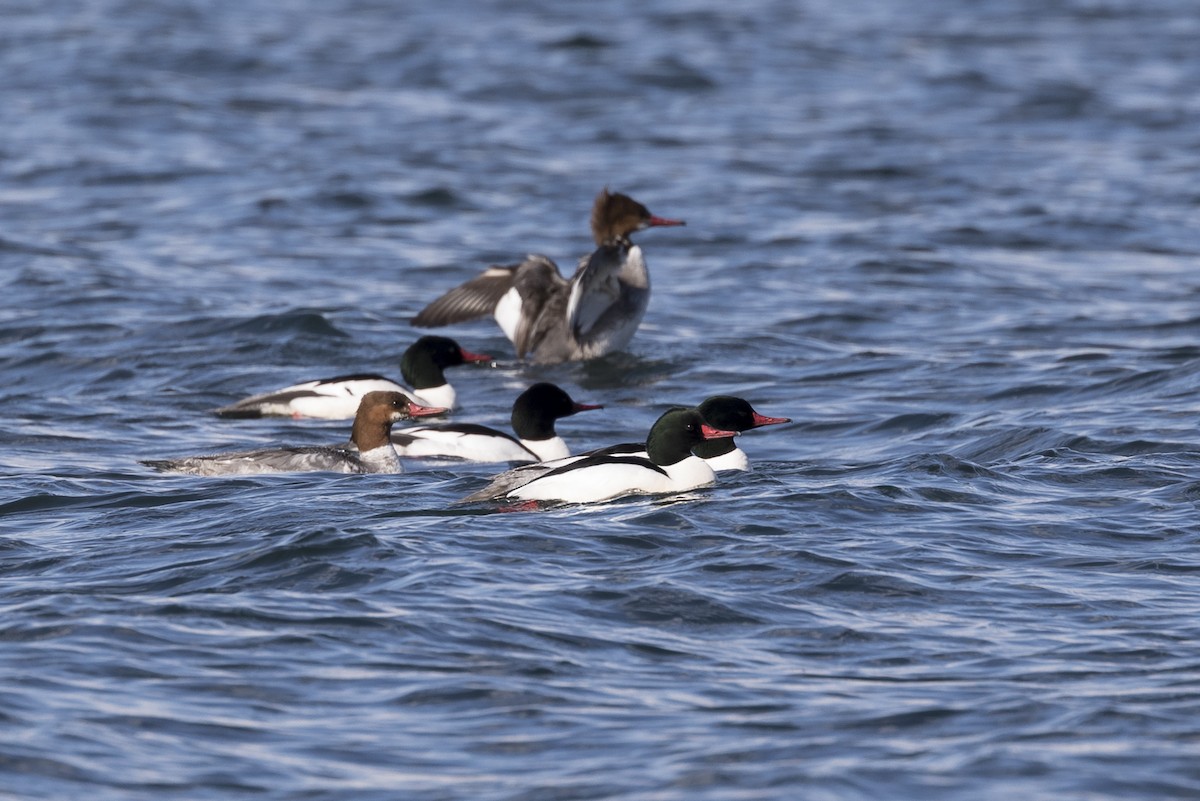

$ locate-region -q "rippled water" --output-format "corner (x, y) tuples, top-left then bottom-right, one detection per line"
(4, 0), (1200, 798)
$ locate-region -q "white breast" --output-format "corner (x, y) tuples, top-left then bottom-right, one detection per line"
(408, 382), (456, 411)
(703, 447), (749, 472)
(355, 444), (403, 473)
(519, 437), (570, 462)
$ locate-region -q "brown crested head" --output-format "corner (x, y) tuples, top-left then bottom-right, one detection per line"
(590, 187), (685, 246)
(351, 391), (448, 450)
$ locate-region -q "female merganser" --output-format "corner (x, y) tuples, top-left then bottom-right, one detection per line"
(458, 396), (789, 500)
(144, 392), (447, 476)
(392, 382), (602, 463)
(213, 335), (490, 419)
(411, 188), (684, 364)
(459, 407), (735, 505)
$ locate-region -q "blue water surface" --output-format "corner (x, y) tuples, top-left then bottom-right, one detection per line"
(3, 0), (1200, 798)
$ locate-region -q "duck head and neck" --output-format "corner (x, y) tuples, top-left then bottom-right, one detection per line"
(351, 391), (448, 461)
(589, 188), (685, 247)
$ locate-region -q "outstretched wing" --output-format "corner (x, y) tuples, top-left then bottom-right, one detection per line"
(411, 265), (519, 327)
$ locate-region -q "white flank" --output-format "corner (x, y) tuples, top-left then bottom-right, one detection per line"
(409, 382), (456, 411)
(493, 287), (524, 346)
(393, 427), (536, 463)
(269, 377), (406, 419)
(227, 377), (455, 420)
(355, 444), (402, 473)
(518, 437), (569, 462)
(508, 455), (715, 504)
(704, 447), (749, 472)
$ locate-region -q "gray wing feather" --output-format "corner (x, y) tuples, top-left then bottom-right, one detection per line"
(566, 244), (624, 340)
(456, 461), (560, 504)
(509, 257), (570, 359)
(141, 446), (364, 476)
(411, 265), (519, 327)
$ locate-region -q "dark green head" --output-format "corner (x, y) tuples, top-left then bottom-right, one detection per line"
(646, 407), (737, 466)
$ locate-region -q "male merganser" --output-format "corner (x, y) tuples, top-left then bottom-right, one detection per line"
(458, 396), (789, 500)
(411, 188), (684, 363)
(213, 335), (490, 419)
(144, 392), (447, 476)
(391, 382), (602, 463)
(689, 396), (792, 471)
(459, 407), (735, 505)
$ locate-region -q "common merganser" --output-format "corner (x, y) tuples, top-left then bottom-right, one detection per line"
(213, 335), (490, 419)
(458, 396), (789, 500)
(391, 382), (602, 463)
(411, 188), (684, 363)
(459, 407), (735, 505)
(144, 392), (447, 476)
(689, 396), (791, 471)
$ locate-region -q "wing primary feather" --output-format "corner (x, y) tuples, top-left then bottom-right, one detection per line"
(411, 265), (519, 326)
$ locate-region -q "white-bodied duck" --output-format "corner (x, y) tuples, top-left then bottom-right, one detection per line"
(460, 396), (789, 501)
(392, 382), (602, 463)
(214, 335), (490, 419)
(459, 407), (735, 505)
